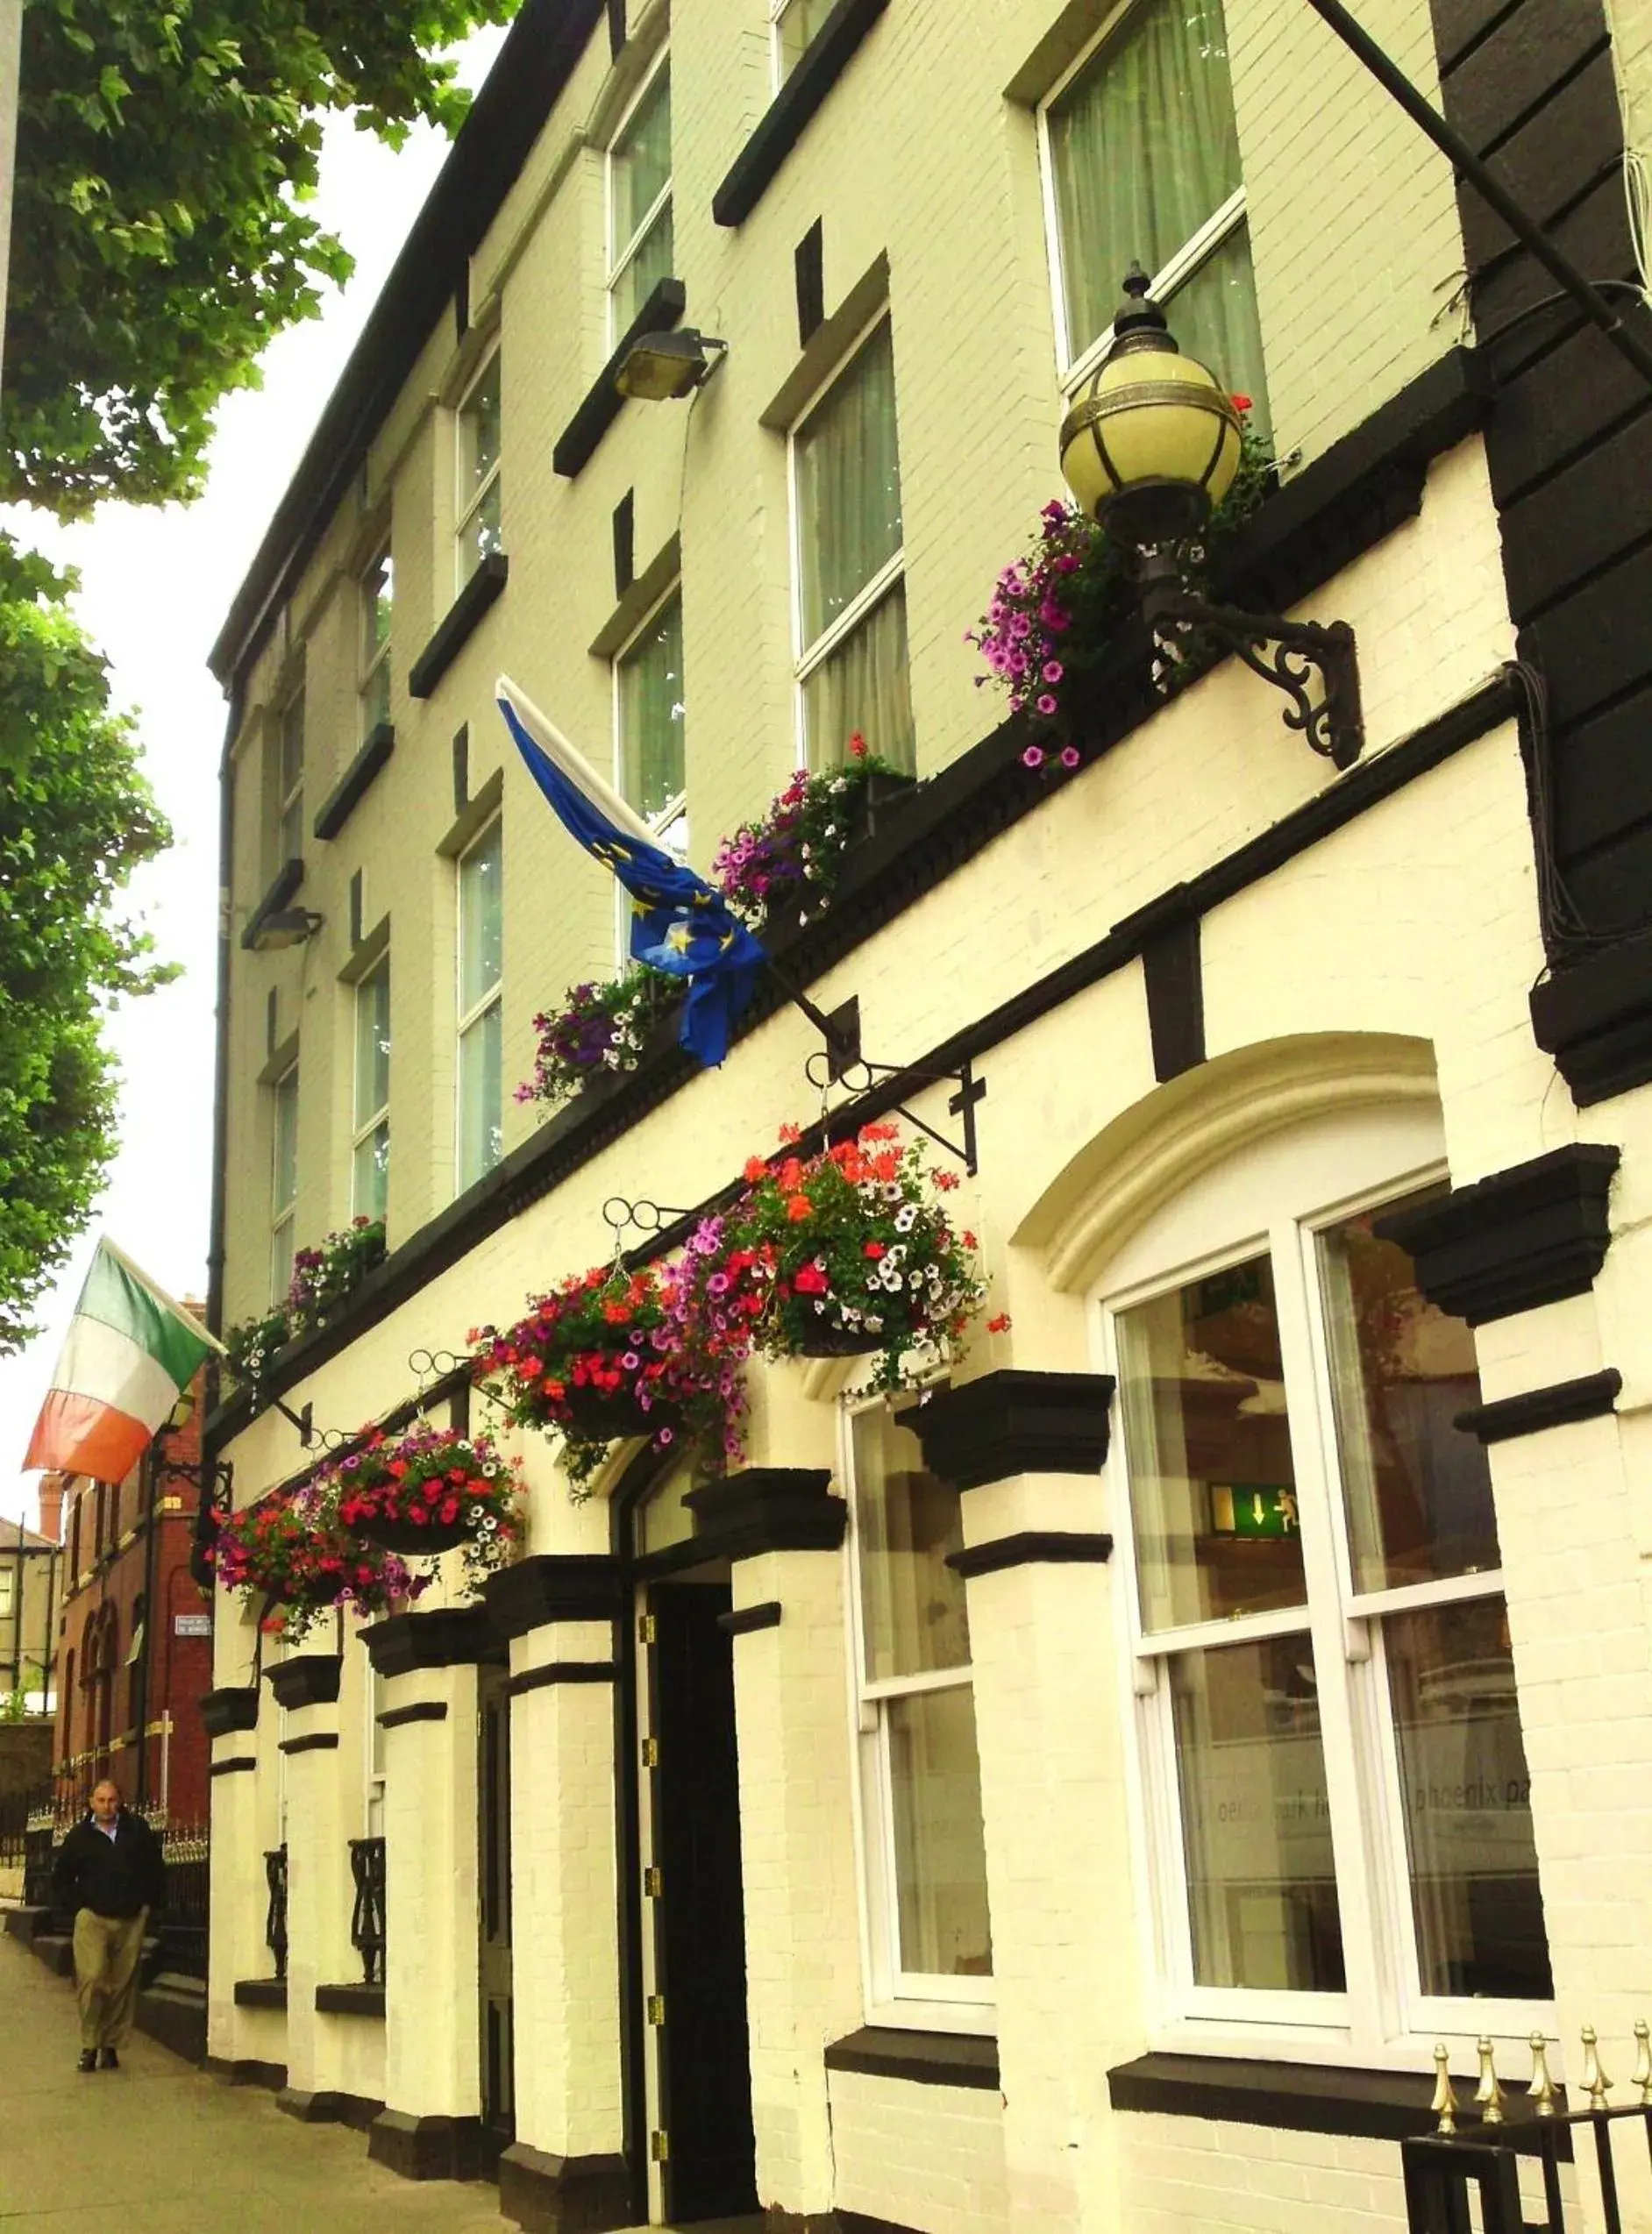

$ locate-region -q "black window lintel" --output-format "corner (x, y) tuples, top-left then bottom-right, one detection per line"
(408, 554), (509, 701)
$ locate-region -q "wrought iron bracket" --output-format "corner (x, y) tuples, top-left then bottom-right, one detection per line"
(602, 1196), (691, 1242)
(804, 1049), (986, 1176)
(1140, 558), (1364, 770)
(271, 1395), (315, 1446)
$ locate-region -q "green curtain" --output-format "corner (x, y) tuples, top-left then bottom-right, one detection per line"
(619, 592), (686, 820)
(1049, 0), (1243, 359)
(803, 583), (915, 772)
(795, 320), (903, 646)
(1161, 221), (1270, 439)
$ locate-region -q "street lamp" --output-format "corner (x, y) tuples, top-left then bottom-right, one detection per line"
(1059, 267), (1364, 770)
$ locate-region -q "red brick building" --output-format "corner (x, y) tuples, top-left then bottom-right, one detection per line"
(50, 1348), (214, 1826)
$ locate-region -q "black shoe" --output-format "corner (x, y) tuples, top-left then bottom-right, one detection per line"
(98, 2047), (119, 2070)
(77, 2050), (97, 2073)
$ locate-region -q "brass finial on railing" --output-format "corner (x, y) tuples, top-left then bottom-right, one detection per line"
(1633, 2019), (1652, 2105)
(1474, 2036), (1506, 2124)
(1431, 2043), (1460, 2135)
(1528, 2032), (1558, 2117)
(1581, 2024), (1613, 2109)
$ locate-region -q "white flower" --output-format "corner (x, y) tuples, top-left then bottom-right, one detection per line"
(894, 1204), (917, 1234)
(865, 1314), (884, 1333)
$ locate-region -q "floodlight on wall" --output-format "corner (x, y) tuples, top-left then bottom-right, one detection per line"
(615, 327), (728, 402)
(249, 907), (324, 952)
(1059, 267), (1364, 770)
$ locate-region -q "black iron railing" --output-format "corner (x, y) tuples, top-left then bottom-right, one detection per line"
(160, 1827), (209, 1975)
(348, 1836), (386, 1985)
(264, 1845), (288, 1981)
(21, 1823), (58, 1909)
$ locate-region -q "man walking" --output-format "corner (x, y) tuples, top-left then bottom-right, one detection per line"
(51, 1780), (166, 2071)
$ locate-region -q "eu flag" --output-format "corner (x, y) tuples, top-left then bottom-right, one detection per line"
(496, 678), (767, 1068)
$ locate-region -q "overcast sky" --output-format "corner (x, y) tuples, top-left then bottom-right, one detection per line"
(0, 30), (509, 1524)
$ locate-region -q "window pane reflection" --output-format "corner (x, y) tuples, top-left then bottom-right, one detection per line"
(1385, 1597), (1551, 2000)
(852, 1403), (970, 1683)
(1320, 1199), (1499, 1594)
(1118, 1254), (1306, 1632)
(1170, 1635), (1344, 1991)
(887, 1686), (993, 1979)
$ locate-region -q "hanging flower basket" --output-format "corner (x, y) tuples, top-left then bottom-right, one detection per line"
(722, 1122), (990, 1391)
(559, 1382), (676, 1440)
(711, 735), (914, 932)
(208, 1483), (430, 1645)
(332, 1428), (523, 1583)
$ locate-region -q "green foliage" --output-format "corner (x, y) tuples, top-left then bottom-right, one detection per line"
(0, 535), (174, 1354)
(7, 0), (516, 516)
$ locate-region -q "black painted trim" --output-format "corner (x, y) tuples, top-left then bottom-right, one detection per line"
(1107, 2053), (1570, 2156)
(1376, 1142), (1619, 1323)
(713, 0), (891, 226)
(408, 552), (508, 700)
(201, 1685), (260, 1737)
(507, 1660), (617, 1695)
(683, 1467), (846, 1559)
(1143, 909), (1204, 1082)
(210, 0), (607, 687)
(277, 2085), (383, 2126)
(232, 1978), (288, 2010)
(206, 359), (1505, 1454)
(209, 1754), (257, 1778)
(946, 1530), (1114, 1580)
(312, 722), (395, 842)
(1531, 928), (1652, 1106)
(823, 2025), (1000, 2091)
(265, 1654), (343, 1709)
(497, 2142), (631, 2231)
(368, 2109), (485, 2182)
(361, 1606), (496, 1675)
(1456, 1366), (1621, 1442)
(314, 1981), (387, 2017)
(279, 1730), (339, 1756)
(206, 2054), (288, 2089)
(718, 1600), (783, 1635)
(376, 1700), (451, 1729)
(910, 1370), (1115, 1490)
(552, 277), (687, 477)
(240, 858), (304, 950)
(482, 1553), (623, 1640)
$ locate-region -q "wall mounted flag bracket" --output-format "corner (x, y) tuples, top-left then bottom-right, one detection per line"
(804, 1047), (986, 1177)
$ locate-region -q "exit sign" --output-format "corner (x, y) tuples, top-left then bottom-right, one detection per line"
(1210, 1484), (1300, 1538)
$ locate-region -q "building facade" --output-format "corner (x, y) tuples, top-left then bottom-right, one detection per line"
(0, 1499), (61, 1718)
(51, 1361), (215, 1826)
(200, 0), (1652, 2229)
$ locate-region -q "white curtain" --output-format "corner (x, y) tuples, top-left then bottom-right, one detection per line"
(795, 320), (903, 644)
(802, 583), (915, 772)
(619, 592), (686, 818)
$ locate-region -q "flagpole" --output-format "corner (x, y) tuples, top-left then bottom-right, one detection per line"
(759, 956), (858, 1067)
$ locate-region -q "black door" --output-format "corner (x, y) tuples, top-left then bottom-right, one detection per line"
(649, 1581), (758, 2222)
(478, 1661), (515, 2162)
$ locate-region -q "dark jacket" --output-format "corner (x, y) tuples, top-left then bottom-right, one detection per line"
(51, 1810), (166, 1919)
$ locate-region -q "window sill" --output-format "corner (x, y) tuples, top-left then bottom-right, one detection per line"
(241, 858), (304, 951)
(313, 722), (395, 842)
(552, 276), (687, 479)
(233, 1978), (288, 2011)
(1107, 2053), (1570, 2156)
(315, 1981), (385, 2018)
(824, 2024), (1000, 2090)
(408, 554), (509, 701)
(713, 0), (892, 227)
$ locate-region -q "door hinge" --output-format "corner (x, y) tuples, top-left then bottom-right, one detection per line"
(640, 1736), (659, 1768)
(651, 2129), (670, 2163)
(638, 1611), (657, 1644)
(647, 1992), (665, 2025)
(644, 1865), (663, 1897)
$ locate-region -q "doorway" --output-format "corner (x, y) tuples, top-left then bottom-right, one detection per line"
(642, 1577), (758, 2223)
(478, 1659), (515, 2166)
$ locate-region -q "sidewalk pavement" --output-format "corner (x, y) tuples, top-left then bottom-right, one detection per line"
(0, 1933), (513, 2230)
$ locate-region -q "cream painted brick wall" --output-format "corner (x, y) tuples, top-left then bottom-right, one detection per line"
(827, 2068), (1010, 2234)
(1607, 0), (1652, 160)
(217, 0), (1478, 1329)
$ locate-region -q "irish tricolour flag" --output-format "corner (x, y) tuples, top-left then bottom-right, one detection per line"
(24, 1241), (217, 1483)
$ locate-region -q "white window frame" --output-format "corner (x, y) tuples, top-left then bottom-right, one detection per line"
(366, 1657), (386, 1837)
(351, 955), (390, 1221)
(455, 349), (503, 594)
(0, 1569), (14, 1623)
(455, 817), (503, 1192)
(359, 543), (393, 740)
(842, 1385), (996, 2033)
(610, 581), (687, 961)
(1099, 1111), (1556, 2072)
(769, 0), (831, 88)
(605, 50), (673, 349)
(787, 310), (906, 772)
(268, 1063), (299, 1307)
(1036, 0), (1251, 399)
(275, 690), (305, 867)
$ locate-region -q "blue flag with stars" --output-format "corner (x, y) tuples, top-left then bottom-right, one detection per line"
(497, 679), (767, 1069)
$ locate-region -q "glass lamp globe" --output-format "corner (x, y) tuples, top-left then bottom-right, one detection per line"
(1059, 267), (1243, 549)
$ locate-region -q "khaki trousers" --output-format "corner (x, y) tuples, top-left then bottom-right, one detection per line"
(72, 1907), (148, 2051)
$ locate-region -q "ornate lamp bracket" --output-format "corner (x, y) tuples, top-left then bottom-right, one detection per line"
(1140, 555), (1364, 771)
